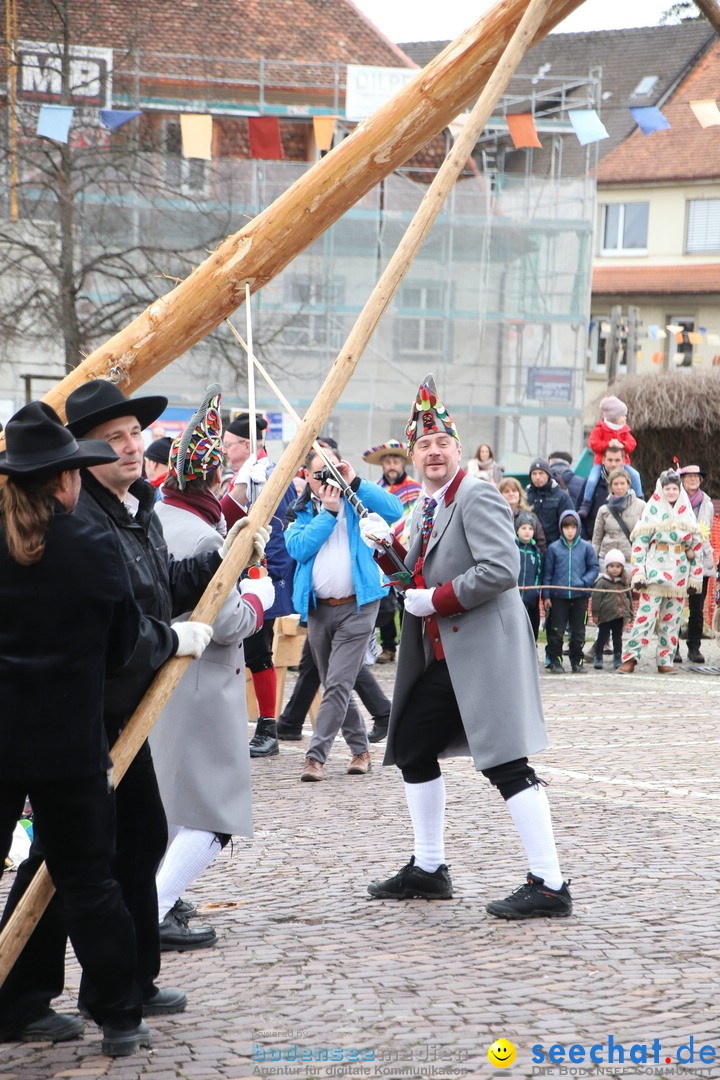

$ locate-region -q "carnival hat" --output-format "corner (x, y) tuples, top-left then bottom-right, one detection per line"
(362, 439), (411, 466)
(65, 379), (167, 438)
(226, 412), (268, 440)
(170, 384), (224, 490)
(405, 374), (459, 449)
(679, 464), (707, 479)
(144, 437), (173, 465)
(0, 401), (119, 479)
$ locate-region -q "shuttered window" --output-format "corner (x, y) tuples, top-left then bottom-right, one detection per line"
(686, 199), (720, 253)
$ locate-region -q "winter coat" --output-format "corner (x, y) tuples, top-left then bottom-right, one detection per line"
(550, 464), (585, 504)
(384, 472), (547, 772)
(285, 479), (402, 621)
(150, 502), (260, 836)
(76, 471), (221, 734)
(516, 539), (542, 605)
(525, 478), (574, 545)
(591, 572), (633, 626)
(592, 491), (646, 564)
(588, 419), (636, 464)
(629, 478), (704, 597)
(0, 502), (140, 782)
(542, 517), (599, 600)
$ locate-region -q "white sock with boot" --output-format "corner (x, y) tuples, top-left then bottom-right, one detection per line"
(505, 785), (563, 890)
(404, 776), (446, 872)
(156, 826), (220, 920)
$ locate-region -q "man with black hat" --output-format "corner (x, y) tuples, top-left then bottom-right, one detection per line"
(0, 402), (149, 1055)
(221, 412), (296, 758)
(2, 379), (228, 1030)
(143, 436), (172, 499)
(360, 375), (572, 919)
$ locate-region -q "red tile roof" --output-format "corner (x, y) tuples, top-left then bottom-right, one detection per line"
(15, 0), (415, 68)
(593, 263), (720, 296)
(597, 40), (720, 184)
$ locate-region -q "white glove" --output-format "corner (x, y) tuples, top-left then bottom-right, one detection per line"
(235, 454), (271, 489)
(173, 621), (213, 658)
(359, 512), (392, 551)
(240, 575), (276, 611)
(219, 519), (272, 562)
(404, 587), (436, 617)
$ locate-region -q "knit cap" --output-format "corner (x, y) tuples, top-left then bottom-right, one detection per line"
(603, 548), (626, 569)
(600, 395), (627, 422)
(528, 457), (552, 478)
(515, 511), (536, 534)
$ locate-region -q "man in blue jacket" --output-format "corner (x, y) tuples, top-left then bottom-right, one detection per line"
(285, 446), (402, 781)
(542, 509), (599, 674)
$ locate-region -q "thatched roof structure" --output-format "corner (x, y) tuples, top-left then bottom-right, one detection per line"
(602, 371), (720, 498)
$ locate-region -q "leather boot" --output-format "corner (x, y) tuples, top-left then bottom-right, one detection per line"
(249, 716), (279, 758)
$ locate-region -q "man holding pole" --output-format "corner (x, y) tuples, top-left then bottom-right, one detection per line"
(0, 380), (233, 1031)
(361, 376), (572, 919)
(0, 402), (147, 1055)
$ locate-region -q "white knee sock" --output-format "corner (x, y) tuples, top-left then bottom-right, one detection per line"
(156, 826), (220, 920)
(404, 776), (445, 872)
(505, 785), (563, 890)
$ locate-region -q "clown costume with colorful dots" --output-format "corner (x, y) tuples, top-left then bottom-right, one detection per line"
(618, 469), (703, 674)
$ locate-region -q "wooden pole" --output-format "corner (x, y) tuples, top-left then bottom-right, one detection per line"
(0, 0), (584, 453)
(0, 0), (557, 984)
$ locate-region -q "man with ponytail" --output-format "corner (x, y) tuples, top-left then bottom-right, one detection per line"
(0, 402), (153, 1056)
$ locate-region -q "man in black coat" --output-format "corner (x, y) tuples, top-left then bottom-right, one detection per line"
(524, 458), (574, 546)
(0, 402), (148, 1055)
(1, 382), (227, 1034)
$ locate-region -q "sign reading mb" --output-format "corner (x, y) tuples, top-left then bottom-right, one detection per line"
(16, 40), (113, 108)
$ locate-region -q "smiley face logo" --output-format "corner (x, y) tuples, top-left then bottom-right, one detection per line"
(488, 1038), (517, 1068)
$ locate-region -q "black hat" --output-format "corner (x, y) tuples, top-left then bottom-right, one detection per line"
(529, 458), (552, 477)
(0, 401), (119, 479)
(65, 380), (167, 437)
(225, 412), (268, 440)
(144, 436), (173, 465)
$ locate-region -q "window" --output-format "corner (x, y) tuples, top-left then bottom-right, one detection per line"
(686, 199), (720, 254)
(279, 274), (345, 353)
(395, 282), (448, 359)
(600, 202), (648, 255)
(588, 315), (626, 374)
(631, 75), (659, 98)
(668, 315), (694, 368)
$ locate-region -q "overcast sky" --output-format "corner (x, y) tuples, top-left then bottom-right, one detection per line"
(353, 0), (689, 42)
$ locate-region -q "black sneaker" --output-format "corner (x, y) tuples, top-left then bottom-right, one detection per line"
(368, 716), (389, 743)
(159, 910), (217, 951)
(368, 856), (453, 900)
(548, 660), (564, 674)
(486, 873), (572, 920)
(593, 657), (603, 670)
(277, 721), (303, 741)
(571, 662), (587, 674)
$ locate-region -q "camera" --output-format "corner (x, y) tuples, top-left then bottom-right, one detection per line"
(312, 466), (334, 484)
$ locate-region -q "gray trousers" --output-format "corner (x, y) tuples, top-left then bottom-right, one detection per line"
(306, 600), (379, 763)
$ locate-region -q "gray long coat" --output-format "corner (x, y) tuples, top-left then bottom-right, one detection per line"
(384, 473), (548, 771)
(149, 502), (259, 836)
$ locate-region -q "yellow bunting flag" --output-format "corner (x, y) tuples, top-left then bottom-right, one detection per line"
(180, 114), (213, 160)
(313, 115), (337, 152)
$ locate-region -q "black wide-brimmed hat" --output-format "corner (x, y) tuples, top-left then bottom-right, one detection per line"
(65, 379), (167, 437)
(0, 401), (119, 479)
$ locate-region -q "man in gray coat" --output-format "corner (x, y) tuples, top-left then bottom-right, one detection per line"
(361, 375), (571, 920)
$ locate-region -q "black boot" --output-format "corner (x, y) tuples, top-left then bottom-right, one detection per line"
(687, 645), (706, 664)
(368, 715), (389, 743)
(249, 716), (279, 758)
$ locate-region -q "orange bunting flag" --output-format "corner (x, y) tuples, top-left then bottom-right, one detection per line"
(651, 352), (664, 365)
(506, 112), (542, 149)
(690, 100), (720, 128)
(313, 115), (337, 152)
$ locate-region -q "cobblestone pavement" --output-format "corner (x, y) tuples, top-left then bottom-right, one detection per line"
(3, 636), (720, 1080)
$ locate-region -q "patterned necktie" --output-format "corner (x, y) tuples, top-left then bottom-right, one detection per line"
(420, 497), (437, 550)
